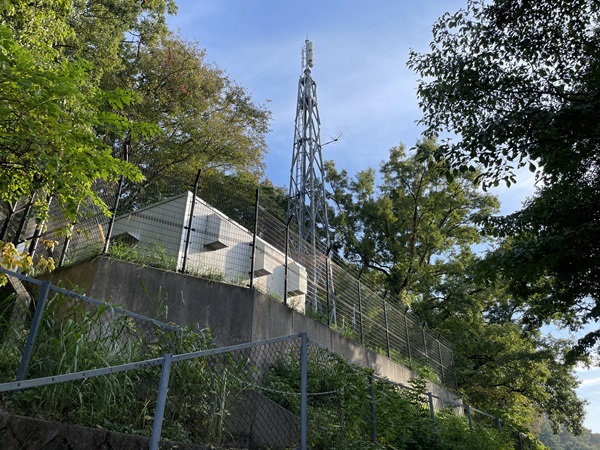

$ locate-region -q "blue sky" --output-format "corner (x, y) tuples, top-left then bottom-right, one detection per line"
(167, 0), (599, 433)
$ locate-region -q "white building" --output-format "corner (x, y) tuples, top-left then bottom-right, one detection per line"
(110, 192), (307, 312)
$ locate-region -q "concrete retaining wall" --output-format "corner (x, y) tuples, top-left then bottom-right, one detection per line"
(42, 257), (457, 402)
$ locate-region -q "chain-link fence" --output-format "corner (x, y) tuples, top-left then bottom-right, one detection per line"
(3, 176), (456, 391)
(0, 267), (194, 386)
(0, 273), (539, 449)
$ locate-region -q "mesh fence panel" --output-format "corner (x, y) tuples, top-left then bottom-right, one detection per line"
(0, 278), (304, 449)
(166, 336), (304, 449)
(0, 274), (193, 386)
(4, 176), (459, 392)
(41, 181), (120, 266)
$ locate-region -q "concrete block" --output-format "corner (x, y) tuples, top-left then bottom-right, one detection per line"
(286, 262), (307, 296)
(253, 240), (273, 277)
(204, 214), (228, 250)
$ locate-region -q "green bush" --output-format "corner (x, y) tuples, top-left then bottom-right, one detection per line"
(263, 344), (525, 450)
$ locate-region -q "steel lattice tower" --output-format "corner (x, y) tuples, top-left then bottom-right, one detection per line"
(288, 40), (334, 318)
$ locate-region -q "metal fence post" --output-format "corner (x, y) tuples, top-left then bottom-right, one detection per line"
(450, 349), (459, 394)
(284, 214), (293, 306)
(427, 392), (438, 433)
(58, 231), (72, 268)
(28, 195), (52, 258)
(326, 248), (331, 327)
(104, 143), (129, 254)
(325, 246), (336, 327)
(103, 176), (125, 255)
(465, 404), (474, 430)
(180, 169), (201, 273)
(496, 417), (502, 433)
(17, 281), (51, 381)
(404, 314), (413, 370)
(518, 432), (524, 450)
(58, 205), (80, 268)
(0, 201), (16, 240)
(250, 188), (259, 288)
(421, 324), (428, 357)
(369, 374), (376, 442)
(383, 300), (391, 358)
(300, 332), (308, 450)
(150, 353), (173, 450)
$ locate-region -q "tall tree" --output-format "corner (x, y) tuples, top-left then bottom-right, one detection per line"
(0, 1), (165, 278)
(1, 0), (271, 222)
(104, 33), (271, 211)
(0, 2), (145, 224)
(408, 0), (600, 356)
(326, 138), (498, 303)
(326, 139), (585, 433)
(417, 256), (586, 435)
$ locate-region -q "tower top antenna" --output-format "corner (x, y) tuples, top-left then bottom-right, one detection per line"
(302, 39), (314, 71)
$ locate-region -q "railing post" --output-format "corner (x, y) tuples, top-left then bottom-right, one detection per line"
(0, 201), (16, 241)
(496, 417), (502, 433)
(300, 333), (308, 450)
(383, 300), (390, 358)
(427, 392), (437, 433)
(13, 193), (35, 246)
(180, 169), (201, 273)
(465, 404), (474, 430)
(357, 274), (364, 345)
(369, 374), (376, 442)
(404, 314), (413, 370)
(249, 188), (259, 288)
(150, 353), (173, 450)
(421, 325), (428, 357)
(17, 281), (51, 381)
(284, 214), (293, 306)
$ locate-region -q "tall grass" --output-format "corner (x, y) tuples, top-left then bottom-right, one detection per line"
(0, 291), (233, 443)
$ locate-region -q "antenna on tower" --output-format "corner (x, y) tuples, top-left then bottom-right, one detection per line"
(288, 39), (336, 322)
(303, 38), (314, 70)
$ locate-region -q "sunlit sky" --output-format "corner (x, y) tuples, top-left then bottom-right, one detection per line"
(167, 0), (599, 434)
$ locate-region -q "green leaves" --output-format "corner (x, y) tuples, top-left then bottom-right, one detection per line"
(326, 137), (499, 302)
(0, 20), (143, 224)
(408, 0), (600, 188)
(409, 2), (600, 432)
(326, 136), (585, 435)
(103, 33), (271, 211)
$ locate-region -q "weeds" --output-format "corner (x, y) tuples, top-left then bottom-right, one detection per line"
(0, 290), (234, 444)
(107, 241), (177, 271)
(187, 265), (226, 283)
(263, 345), (522, 450)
